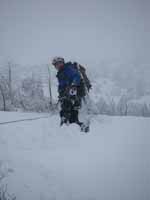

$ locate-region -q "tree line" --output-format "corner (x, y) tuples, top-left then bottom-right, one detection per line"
(0, 62), (150, 117)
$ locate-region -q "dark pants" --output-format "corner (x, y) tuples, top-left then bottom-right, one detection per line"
(60, 96), (81, 124)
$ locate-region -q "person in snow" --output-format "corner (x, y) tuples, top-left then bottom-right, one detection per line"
(52, 57), (91, 130)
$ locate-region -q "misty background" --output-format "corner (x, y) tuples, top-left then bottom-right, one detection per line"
(0, 0), (150, 113)
(0, 1), (150, 199)
(0, 0), (150, 65)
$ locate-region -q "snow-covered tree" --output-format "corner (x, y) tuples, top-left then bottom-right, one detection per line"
(0, 76), (11, 111)
(117, 95), (128, 116)
(17, 76), (49, 112)
(108, 99), (116, 115)
(96, 97), (109, 115)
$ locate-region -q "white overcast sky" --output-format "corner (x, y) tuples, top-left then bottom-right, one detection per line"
(0, 0), (150, 65)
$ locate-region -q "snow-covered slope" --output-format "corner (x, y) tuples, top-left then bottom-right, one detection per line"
(0, 112), (150, 200)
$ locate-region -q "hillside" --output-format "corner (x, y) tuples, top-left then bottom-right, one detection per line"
(0, 111), (149, 200)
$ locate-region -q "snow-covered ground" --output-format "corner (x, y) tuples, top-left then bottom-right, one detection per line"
(0, 111), (150, 200)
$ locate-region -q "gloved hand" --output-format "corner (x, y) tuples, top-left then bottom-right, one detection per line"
(69, 85), (77, 96)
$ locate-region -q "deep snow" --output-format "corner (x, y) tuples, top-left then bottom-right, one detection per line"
(0, 111), (150, 200)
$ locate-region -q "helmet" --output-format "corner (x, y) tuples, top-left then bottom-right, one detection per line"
(52, 57), (65, 65)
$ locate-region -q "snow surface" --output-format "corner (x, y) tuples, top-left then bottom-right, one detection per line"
(0, 111), (150, 200)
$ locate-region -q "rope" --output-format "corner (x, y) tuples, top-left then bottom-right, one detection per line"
(0, 115), (50, 125)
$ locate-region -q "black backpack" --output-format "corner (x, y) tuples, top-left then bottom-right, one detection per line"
(73, 62), (91, 91)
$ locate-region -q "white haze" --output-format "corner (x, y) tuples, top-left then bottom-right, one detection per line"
(0, 0), (150, 66)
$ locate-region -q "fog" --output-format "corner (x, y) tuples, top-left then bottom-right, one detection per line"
(0, 0), (150, 66)
(0, 1), (150, 199)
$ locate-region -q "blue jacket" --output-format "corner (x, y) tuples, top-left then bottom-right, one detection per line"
(56, 62), (81, 92)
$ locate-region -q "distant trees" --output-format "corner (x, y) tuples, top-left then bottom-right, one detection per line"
(109, 99), (116, 115)
(0, 62), (15, 111)
(116, 89), (150, 117)
(94, 94), (150, 117)
(0, 61), (150, 117)
(16, 76), (50, 112)
(0, 75), (11, 111)
(96, 97), (109, 115)
(93, 62), (150, 99)
(0, 78), (6, 111)
(0, 62), (51, 112)
(117, 95), (128, 116)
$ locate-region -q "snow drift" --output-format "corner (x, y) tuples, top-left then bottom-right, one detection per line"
(0, 111), (150, 200)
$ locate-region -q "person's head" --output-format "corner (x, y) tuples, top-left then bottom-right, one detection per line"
(52, 57), (65, 70)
